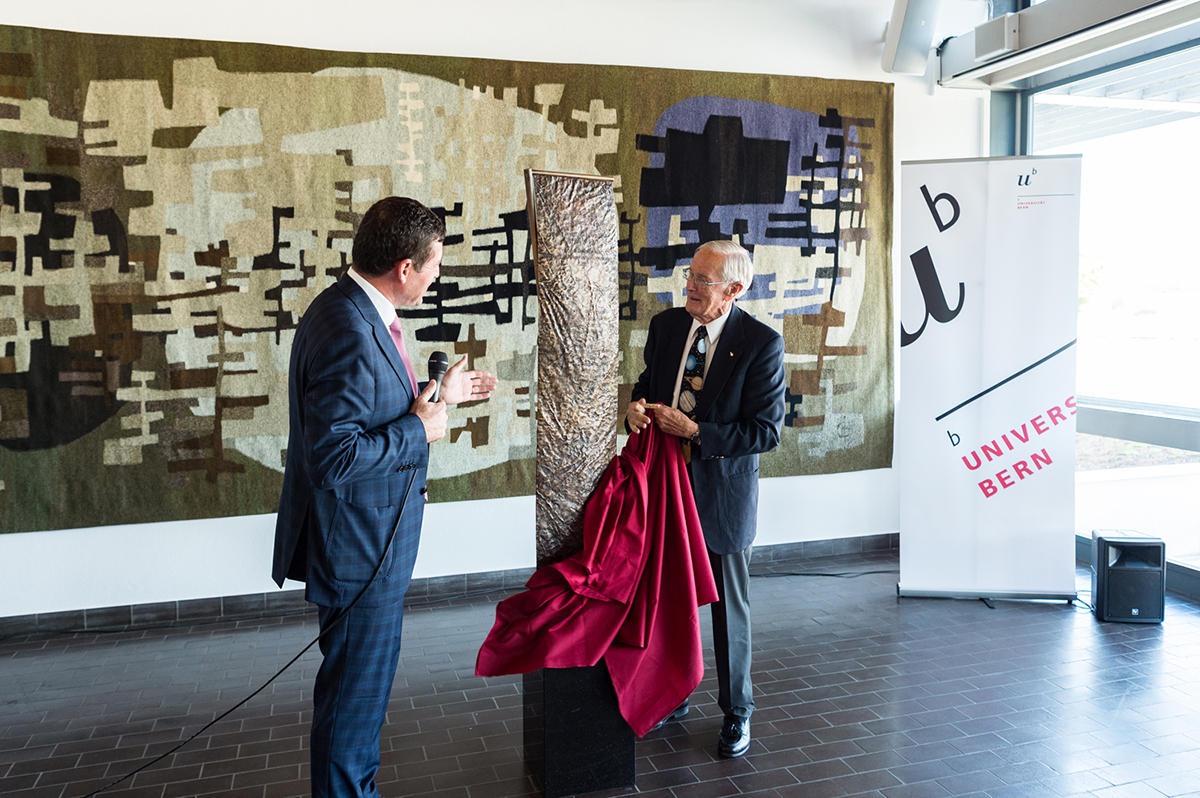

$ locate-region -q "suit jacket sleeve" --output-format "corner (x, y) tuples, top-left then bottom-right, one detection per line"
(696, 330), (785, 460)
(629, 313), (661, 409)
(303, 325), (428, 491)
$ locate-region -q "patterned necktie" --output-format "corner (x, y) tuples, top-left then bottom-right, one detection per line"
(388, 317), (418, 395)
(679, 325), (708, 419)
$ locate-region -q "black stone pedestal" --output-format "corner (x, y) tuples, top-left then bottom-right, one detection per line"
(523, 661), (636, 798)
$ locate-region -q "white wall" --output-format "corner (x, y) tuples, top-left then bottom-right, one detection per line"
(0, 0), (987, 617)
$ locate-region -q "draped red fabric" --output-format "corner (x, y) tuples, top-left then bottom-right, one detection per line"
(474, 422), (719, 736)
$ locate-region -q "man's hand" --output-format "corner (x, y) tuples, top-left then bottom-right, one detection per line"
(626, 400), (699, 441)
(626, 398), (653, 434)
(438, 355), (498, 405)
(410, 379), (448, 442)
(651, 404), (699, 440)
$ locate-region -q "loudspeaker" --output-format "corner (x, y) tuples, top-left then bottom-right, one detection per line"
(974, 12), (1019, 61)
(1091, 530), (1165, 624)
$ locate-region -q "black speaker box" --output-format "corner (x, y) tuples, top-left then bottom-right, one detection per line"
(1091, 530), (1165, 624)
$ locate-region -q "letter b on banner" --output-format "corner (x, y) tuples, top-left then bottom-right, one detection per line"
(921, 184), (960, 231)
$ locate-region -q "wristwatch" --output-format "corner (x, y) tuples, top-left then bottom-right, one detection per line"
(690, 427), (701, 446)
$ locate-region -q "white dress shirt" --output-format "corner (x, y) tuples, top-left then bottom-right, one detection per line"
(347, 267), (398, 328)
(670, 304), (732, 411)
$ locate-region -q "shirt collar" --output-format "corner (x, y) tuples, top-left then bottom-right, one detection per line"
(689, 302), (733, 343)
(348, 267), (398, 327)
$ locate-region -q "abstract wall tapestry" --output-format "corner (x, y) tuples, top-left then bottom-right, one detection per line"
(0, 24), (893, 535)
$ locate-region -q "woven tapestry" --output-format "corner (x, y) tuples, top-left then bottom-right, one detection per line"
(0, 24), (893, 535)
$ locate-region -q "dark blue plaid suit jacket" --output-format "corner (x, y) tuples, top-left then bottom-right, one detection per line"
(273, 273), (428, 608)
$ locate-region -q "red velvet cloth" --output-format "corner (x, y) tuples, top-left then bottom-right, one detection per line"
(475, 422), (719, 736)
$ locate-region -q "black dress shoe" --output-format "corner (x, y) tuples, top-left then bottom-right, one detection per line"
(717, 714), (750, 758)
(649, 699), (689, 732)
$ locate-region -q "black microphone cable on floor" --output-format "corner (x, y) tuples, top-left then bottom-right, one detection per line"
(78, 469), (418, 798)
(80, 347), (457, 795)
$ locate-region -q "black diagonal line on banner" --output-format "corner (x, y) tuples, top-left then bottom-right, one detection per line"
(935, 339), (1077, 422)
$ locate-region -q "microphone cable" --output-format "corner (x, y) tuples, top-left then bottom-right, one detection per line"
(80, 348), (454, 795)
(78, 469), (418, 798)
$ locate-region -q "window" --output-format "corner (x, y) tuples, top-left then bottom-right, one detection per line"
(1030, 47), (1200, 564)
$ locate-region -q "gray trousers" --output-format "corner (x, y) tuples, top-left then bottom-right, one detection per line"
(709, 546), (754, 719)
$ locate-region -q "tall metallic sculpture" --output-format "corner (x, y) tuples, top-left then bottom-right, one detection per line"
(523, 169), (630, 798)
(525, 169), (619, 566)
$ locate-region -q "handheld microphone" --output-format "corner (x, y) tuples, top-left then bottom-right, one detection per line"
(428, 351), (448, 402)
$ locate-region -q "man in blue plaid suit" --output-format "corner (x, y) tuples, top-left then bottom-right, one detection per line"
(273, 197), (495, 798)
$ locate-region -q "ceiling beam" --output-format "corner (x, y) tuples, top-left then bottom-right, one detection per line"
(940, 0), (1200, 88)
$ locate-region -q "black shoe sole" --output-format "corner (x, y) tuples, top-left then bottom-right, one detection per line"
(650, 703), (690, 732)
(718, 742), (749, 758)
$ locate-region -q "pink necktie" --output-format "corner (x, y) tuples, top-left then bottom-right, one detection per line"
(388, 317), (418, 395)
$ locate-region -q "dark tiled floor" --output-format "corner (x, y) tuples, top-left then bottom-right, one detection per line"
(4, 550), (1200, 798)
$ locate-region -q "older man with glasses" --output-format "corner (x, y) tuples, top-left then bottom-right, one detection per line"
(625, 239), (785, 758)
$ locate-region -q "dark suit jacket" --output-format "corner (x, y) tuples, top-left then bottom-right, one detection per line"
(273, 273), (428, 608)
(631, 305), (785, 554)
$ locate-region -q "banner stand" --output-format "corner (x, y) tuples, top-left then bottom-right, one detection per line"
(898, 155), (1082, 602)
(896, 587), (1078, 601)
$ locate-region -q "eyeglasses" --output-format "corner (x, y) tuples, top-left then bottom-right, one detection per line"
(682, 267), (731, 287)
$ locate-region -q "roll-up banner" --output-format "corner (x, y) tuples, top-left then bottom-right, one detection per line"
(899, 156), (1082, 599)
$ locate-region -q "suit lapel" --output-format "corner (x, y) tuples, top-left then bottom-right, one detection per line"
(695, 305), (746, 421)
(338, 274), (415, 402)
